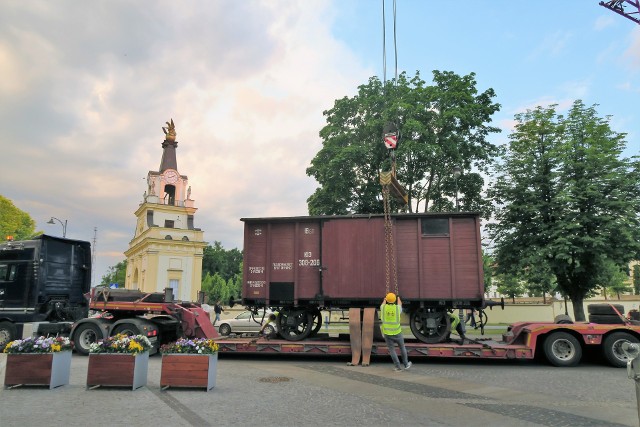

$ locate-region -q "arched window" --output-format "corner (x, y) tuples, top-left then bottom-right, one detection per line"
(165, 235), (173, 240)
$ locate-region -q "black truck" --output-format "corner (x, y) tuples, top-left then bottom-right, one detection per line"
(0, 234), (91, 349)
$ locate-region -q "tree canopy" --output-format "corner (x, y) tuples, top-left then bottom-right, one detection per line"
(0, 195), (38, 240)
(488, 101), (640, 321)
(306, 71), (501, 216)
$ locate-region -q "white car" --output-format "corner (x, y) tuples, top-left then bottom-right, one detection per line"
(217, 310), (277, 336)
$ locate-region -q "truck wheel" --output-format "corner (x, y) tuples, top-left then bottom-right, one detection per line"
(112, 324), (140, 336)
(603, 332), (639, 368)
(543, 332), (582, 367)
(73, 323), (102, 356)
(0, 321), (17, 350)
(218, 324), (231, 336)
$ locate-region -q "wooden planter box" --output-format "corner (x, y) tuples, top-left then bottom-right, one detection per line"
(160, 353), (218, 391)
(86, 352), (149, 390)
(4, 351), (72, 389)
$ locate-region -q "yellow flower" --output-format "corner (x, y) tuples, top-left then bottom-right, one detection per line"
(51, 343), (61, 352)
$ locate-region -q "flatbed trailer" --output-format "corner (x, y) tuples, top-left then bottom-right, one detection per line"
(214, 320), (640, 368)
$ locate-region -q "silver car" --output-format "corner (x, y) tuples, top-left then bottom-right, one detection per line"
(217, 310), (276, 336)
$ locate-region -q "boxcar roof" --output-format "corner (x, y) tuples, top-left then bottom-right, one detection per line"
(241, 212), (481, 223)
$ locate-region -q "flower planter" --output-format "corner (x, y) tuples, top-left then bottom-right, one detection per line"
(86, 352), (149, 390)
(160, 353), (218, 391)
(4, 351), (72, 389)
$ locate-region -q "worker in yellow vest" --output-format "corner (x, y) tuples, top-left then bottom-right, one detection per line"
(380, 292), (412, 371)
(447, 310), (467, 345)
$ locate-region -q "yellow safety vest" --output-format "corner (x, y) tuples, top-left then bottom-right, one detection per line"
(380, 304), (402, 336)
(448, 311), (460, 329)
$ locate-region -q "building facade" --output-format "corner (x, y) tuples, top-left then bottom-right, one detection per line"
(124, 119), (207, 302)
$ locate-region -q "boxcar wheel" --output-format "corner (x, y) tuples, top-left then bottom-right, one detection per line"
(0, 321), (17, 351)
(309, 309), (322, 338)
(543, 332), (582, 367)
(603, 332), (639, 368)
(278, 308), (313, 341)
(410, 309), (450, 344)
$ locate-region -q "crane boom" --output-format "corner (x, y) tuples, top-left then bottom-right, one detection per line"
(600, 0), (640, 24)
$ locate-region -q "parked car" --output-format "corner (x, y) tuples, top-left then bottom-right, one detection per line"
(218, 310), (276, 336)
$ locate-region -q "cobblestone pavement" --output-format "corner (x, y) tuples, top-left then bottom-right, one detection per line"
(0, 353), (636, 427)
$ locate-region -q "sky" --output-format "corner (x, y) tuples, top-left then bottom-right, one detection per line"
(1, 1), (639, 285)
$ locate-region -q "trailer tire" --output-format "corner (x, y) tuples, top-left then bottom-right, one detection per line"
(0, 321), (17, 350)
(588, 314), (626, 325)
(603, 332), (639, 368)
(73, 323), (103, 356)
(543, 332), (582, 367)
(554, 314), (573, 324)
(588, 304), (625, 316)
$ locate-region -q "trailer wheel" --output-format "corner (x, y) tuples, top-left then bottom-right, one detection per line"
(0, 321), (17, 350)
(278, 308), (313, 341)
(603, 332), (639, 368)
(410, 309), (450, 344)
(73, 323), (102, 356)
(543, 332), (582, 367)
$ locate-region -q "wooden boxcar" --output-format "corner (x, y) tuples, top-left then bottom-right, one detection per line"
(241, 213), (486, 343)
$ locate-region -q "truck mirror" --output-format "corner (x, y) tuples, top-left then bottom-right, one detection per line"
(164, 287), (174, 303)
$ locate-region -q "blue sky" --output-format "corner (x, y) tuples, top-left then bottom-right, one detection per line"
(1, 1), (638, 283)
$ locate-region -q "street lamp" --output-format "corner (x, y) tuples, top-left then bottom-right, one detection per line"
(452, 165), (461, 212)
(47, 217), (67, 238)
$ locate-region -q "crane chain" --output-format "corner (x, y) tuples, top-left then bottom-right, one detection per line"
(382, 183), (399, 296)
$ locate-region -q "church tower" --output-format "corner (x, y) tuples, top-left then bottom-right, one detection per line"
(124, 119), (207, 302)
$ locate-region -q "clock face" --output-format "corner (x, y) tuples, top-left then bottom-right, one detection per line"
(164, 169), (179, 184)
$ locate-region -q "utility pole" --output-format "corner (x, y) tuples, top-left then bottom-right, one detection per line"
(92, 227), (97, 287)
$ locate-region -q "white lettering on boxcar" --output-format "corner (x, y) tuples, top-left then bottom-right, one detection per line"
(248, 281), (266, 288)
(249, 266), (265, 274)
(298, 259), (320, 267)
(254, 228), (262, 236)
(272, 262), (293, 270)
(303, 251), (312, 258)
(304, 227), (315, 235)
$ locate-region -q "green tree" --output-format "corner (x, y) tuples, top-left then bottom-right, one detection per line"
(307, 71), (501, 215)
(0, 195), (38, 240)
(202, 241), (242, 282)
(495, 273), (525, 303)
(597, 259), (631, 300)
(488, 101), (640, 321)
(100, 260), (127, 287)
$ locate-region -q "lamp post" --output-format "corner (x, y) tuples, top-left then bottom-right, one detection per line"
(452, 165), (461, 212)
(47, 217), (67, 238)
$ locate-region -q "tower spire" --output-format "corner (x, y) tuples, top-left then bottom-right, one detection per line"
(159, 119), (178, 172)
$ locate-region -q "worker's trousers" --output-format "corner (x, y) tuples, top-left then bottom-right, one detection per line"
(384, 333), (409, 368)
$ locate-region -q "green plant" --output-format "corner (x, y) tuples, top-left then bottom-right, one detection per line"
(88, 333), (151, 355)
(3, 336), (72, 353)
(160, 338), (219, 354)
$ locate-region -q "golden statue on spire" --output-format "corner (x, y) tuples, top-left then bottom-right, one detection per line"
(162, 119), (176, 142)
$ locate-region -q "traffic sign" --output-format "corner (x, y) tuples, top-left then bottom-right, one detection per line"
(384, 132), (398, 149)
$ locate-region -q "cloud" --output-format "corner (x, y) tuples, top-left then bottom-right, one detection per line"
(623, 28), (640, 68)
(594, 15), (616, 31)
(527, 31), (573, 61)
(0, 0), (370, 281)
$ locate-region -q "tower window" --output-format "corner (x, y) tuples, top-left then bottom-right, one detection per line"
(165, 235), (173, 240)
(182, 236), (189, 241)
(164, 220), (175, 228)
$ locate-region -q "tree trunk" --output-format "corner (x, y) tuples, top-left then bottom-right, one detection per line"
(571, 295), (586, 322)
(543, 292), (547, 304)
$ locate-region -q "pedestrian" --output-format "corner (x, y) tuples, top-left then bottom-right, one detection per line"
(213, 300), (225, 326)
(465, 308), (477, 329)
(380, 292), (412, 371)
(446, 310), (467, 345)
